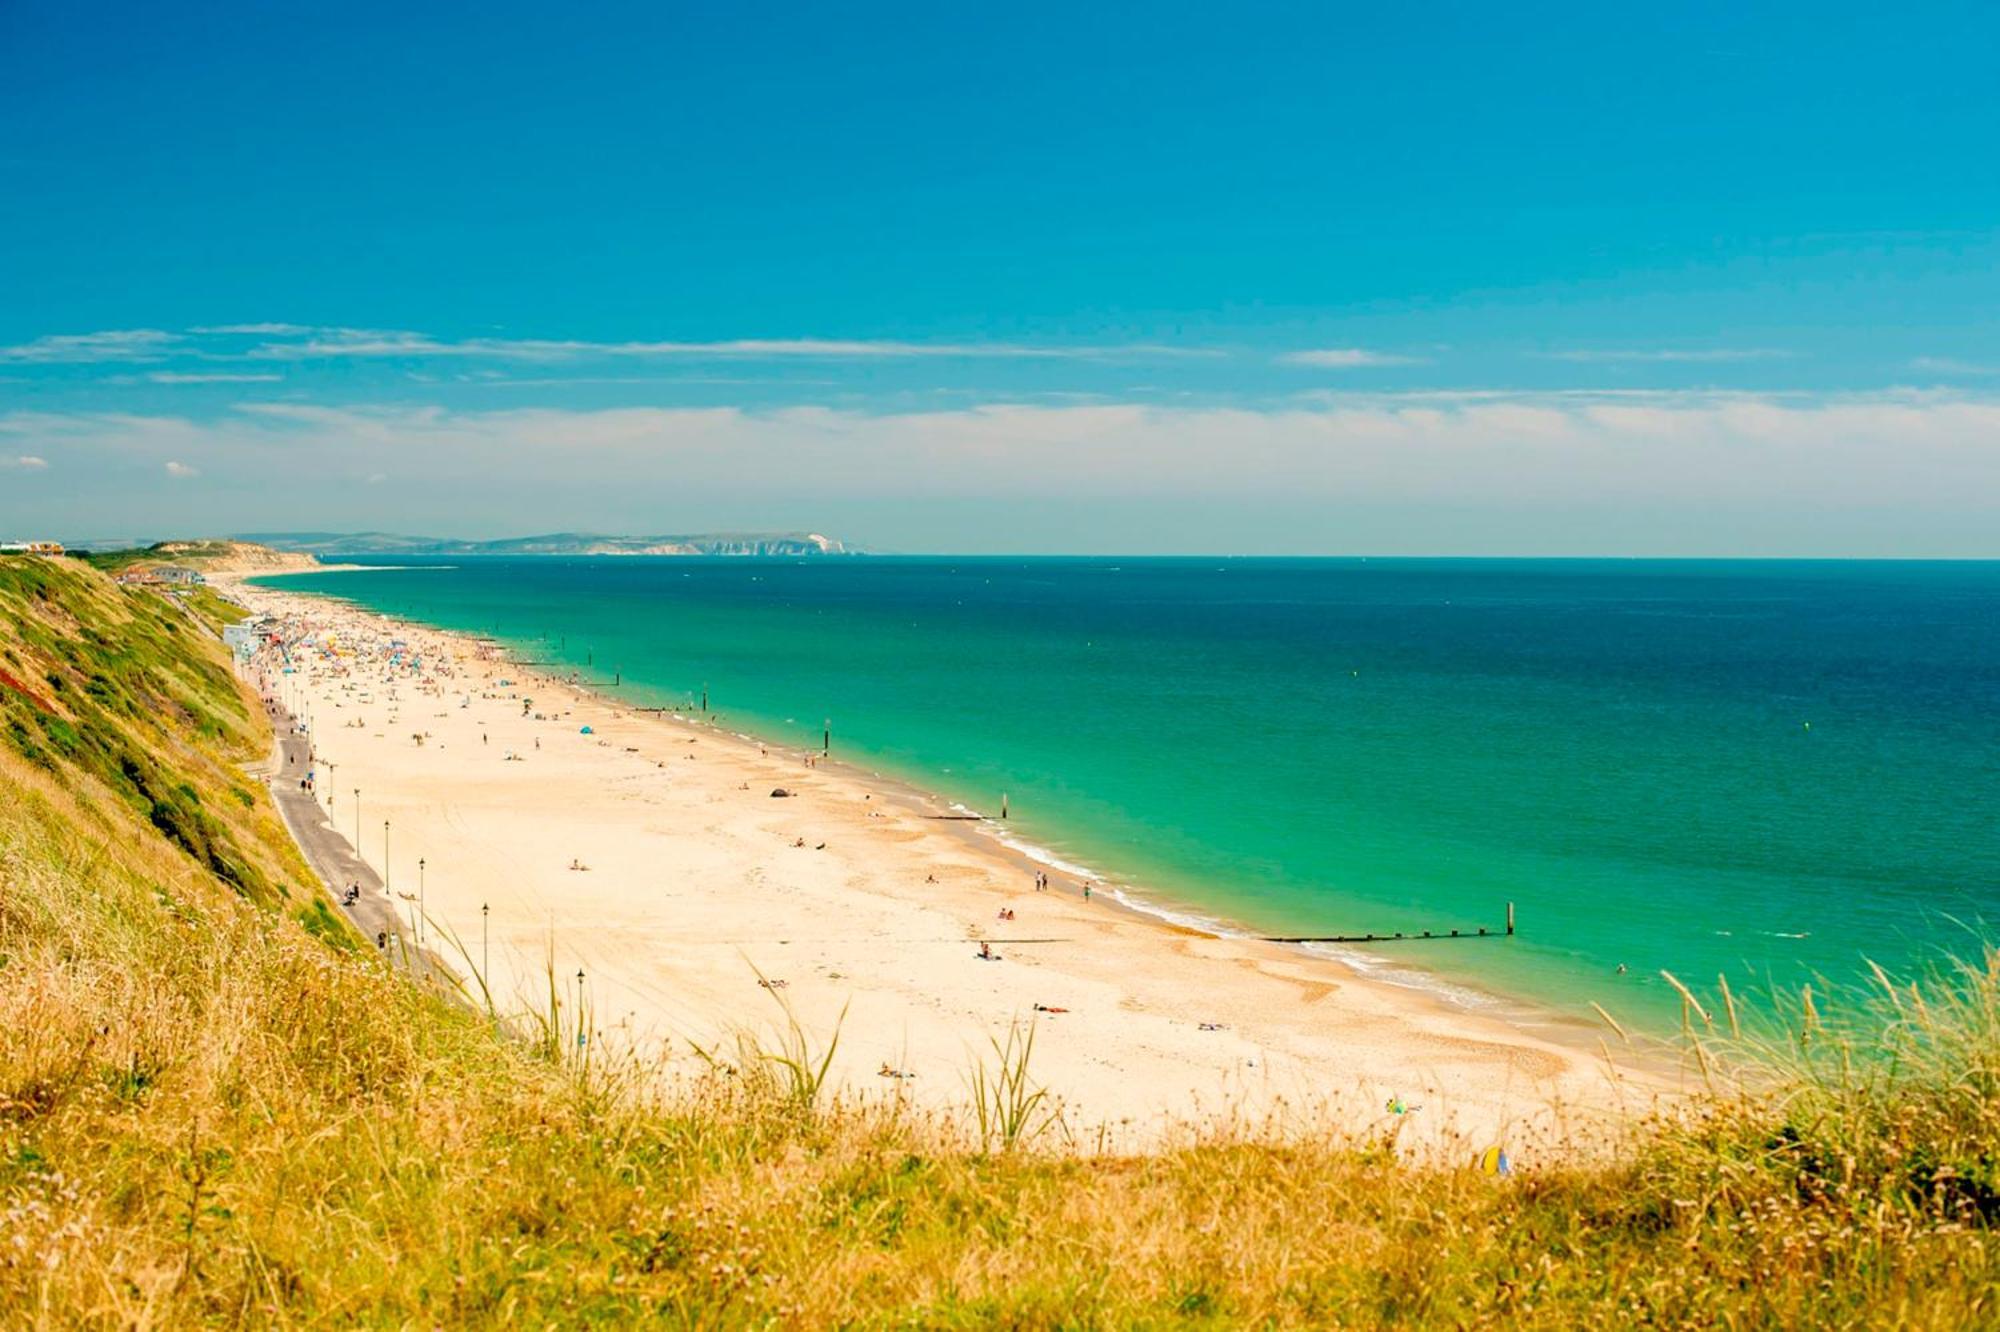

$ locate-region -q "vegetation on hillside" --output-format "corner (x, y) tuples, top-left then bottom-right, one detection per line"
(81, 538), (315, 576)
(1, 556), (1996, 1326)
(80, 539), (238, 573)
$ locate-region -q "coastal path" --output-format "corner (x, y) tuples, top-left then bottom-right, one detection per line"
(261, 701), (452, 985)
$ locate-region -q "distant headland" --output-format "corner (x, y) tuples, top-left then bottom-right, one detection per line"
(231, 530), (852, 558)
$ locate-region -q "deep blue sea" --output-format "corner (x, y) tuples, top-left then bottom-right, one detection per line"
(263, 557), (2000, 1033)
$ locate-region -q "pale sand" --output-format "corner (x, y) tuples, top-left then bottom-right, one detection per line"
(228, 576), (1671, 1156)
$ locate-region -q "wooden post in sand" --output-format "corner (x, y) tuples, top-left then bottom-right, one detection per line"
(701, 684), (708, 712)
(1001, 793), (1009, 820)
(823, 718), (830, 755)
(1507, 901), (1516, 936)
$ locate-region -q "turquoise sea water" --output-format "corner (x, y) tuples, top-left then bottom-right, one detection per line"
(262, 558), (2000, 1033)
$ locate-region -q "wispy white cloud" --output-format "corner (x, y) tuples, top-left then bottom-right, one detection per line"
(463, 373), (842, 389)
(164, 460), (201, 479)
(0, 329), (182, 364)
(243, 331), (1213, 362)
(187, 322), (316, 335)
(1538, 347), (1793, 363)
(3, 454), (50, 470)
(145, 371), (284, 384)
(1277, 348), (1427, 368)
(1291, 387), (1823, 407)
(1911, 356), (2000, 376)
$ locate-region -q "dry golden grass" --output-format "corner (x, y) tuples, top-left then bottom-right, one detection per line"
(2, 556), (1996, 1327)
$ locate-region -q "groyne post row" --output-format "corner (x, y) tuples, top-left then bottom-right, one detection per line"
(1263, 902), (1516, 945)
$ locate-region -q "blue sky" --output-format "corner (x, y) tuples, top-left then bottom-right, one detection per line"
(3, 1), (1998, 553)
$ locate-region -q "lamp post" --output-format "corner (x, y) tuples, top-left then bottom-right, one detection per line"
(481, 902), (489, 978)
(383, 820), (391, 895)
(353, 789), (361, 847)
(418, 856), (426, 944)
(575, 968), (587, 1048)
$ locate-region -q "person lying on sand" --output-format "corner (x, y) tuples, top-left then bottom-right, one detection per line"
(1198, 1022), (1228, 1031)
(976, 942), (1001, 961)
(997, 908), (1015, 921)
(877, 1063), (915, 1079)
(568, 858), (589, 871)
(1032, 1003), (1068, 1014)
(757, 978), (789, 990)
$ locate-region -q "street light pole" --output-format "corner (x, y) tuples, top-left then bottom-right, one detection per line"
(481, 902), (489, 978)
(383, 820), (391, 895)
(418, 856), (426, 944)
(353, 790), (361, 847)
(575, 968), (587, 1048)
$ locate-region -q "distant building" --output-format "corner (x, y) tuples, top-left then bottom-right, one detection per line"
(0, 540), (65, 555)
(222, 617), (271, 660)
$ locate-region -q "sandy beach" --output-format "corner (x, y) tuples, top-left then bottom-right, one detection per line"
(226, 574), (1666, 1156)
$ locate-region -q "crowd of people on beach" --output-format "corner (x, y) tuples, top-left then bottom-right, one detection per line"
(242, 591), (1174, 1094)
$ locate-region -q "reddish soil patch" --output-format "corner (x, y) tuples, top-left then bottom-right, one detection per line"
(0, 664), (53, 713)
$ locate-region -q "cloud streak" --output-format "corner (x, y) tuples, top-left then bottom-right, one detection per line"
(145, 371), (283, 384)
(1911, 357), (2000, 376)
(1538, 347), (1793, 364)
(188, 323), (316, 335)
(0, 329), (182, 364)
(1277, 348), (1427, 368)
(242, 331), (1214, 362)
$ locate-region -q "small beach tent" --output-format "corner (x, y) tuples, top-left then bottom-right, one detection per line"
(580, 724), (593, 734)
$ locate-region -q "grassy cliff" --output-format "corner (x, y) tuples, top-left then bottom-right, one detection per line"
(1, 555), (1995, 1326)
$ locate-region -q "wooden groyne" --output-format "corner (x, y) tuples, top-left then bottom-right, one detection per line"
(1263, 902), (1516, 945)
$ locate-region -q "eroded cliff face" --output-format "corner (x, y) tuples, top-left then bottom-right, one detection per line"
(147, 540), (321, 574)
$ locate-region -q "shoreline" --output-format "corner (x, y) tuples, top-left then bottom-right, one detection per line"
(229, 569), (1673, 1154)
(252, 565), (1642, 1060)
